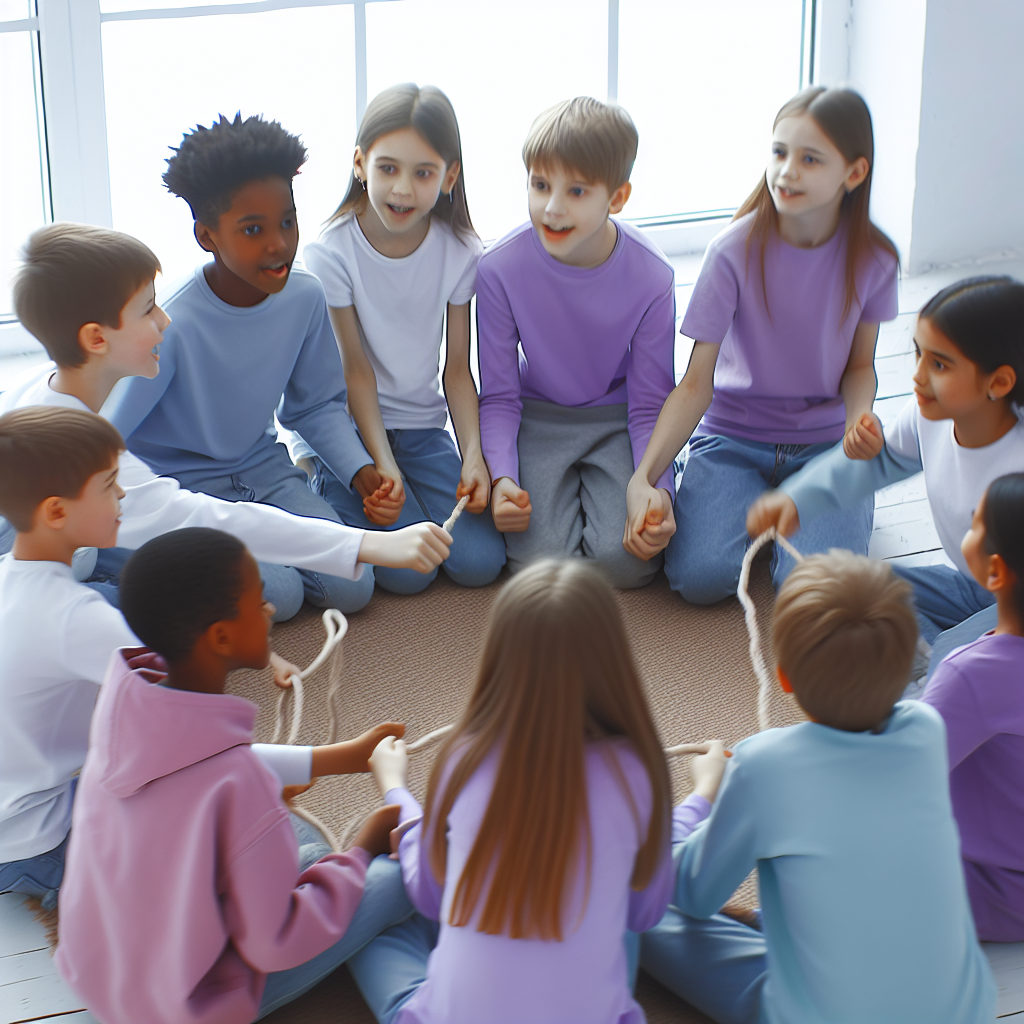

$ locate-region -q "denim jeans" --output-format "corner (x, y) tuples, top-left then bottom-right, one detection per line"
(254, 816), (414, 1020)
(0, 833), (69, 912)
(894, 564), (997, 679)
(666, 434), (874, 604)
(316, 428), (506, 596)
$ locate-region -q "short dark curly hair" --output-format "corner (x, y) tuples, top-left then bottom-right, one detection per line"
(163, 113), (307, 227)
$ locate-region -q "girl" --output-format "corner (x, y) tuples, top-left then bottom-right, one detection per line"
(923, 473), (1024, 942)
(749, 276), (1024, 677)
(623, 86), (899, 601)
(346, 559), (678, 1024)
(303, 84), (505, 595)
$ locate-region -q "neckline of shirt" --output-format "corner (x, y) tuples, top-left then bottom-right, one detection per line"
(527, 218), (625, 278)
(349, 211), (437, 264)
(192, 263), (283, 316)
(929, 405), (1024, 454)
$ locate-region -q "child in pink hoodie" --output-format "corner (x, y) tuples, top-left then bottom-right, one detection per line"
(56, 527), (411, 1024)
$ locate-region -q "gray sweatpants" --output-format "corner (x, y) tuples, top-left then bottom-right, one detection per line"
(506, 399), (661, 589)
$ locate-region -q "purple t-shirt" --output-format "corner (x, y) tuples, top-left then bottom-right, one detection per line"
(477, 221), (677, 492)
(681, 213), (898, 444)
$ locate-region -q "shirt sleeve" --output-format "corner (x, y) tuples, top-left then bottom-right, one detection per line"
(385, 786), (444, 921)
(303, 241), (355, 309)
(921, 659), (993, 769)
(476, 256), (525, 485)
(59, 592), (139, 686)
(626, 264), (677, 493)
(860, 249), (899, 324)
(251, 744), (313, 787)
(678, 238), (741, 345)
(448, 236), (483, 306)
(276, 291), (372, 490)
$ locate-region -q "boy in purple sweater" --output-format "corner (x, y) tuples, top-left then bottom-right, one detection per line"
(477, 97), (676, 588)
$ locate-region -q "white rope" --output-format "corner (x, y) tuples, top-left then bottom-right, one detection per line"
(443, 495), (469, 533)
(736, 528), (804, 732)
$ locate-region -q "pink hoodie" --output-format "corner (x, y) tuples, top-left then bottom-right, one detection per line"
(55, 649), (370, 1024)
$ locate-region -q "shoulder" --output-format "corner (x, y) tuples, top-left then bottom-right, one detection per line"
(433, 217), (483, 258)
(890, 700), (946, 741)
(478, 222), (535, 274)
(305, 217), (355, 263)
(157, 267), (204, 313)
(283, 266), (327, 299)
(0, 362), (56, 413)
(704, 213), (756, 261)
(862, 232), (900, 278)
(614, 220), (675, 284)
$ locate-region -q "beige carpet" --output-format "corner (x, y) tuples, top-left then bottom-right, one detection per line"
(227, 559), (803, 1024)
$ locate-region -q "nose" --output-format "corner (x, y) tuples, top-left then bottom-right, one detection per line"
(115, 483), (126, 500)
(545, 190), (566, 217)
(911, 351), (928, 386)
(156, 305), (170, 331)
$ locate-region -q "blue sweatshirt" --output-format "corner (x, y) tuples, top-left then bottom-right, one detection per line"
(108, 266), (370, 488)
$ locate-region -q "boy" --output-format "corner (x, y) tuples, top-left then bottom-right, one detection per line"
(2, 222), (451, 615)
(56, 527), (410, 1024)
(477, 97), (676, 588)
(102, 114), (392, 618)
(0, 407), (404, 912)
(639, 551), (996, 1024)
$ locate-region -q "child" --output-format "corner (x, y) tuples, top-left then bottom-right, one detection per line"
(55, 527), (412, 1024)
(624, 86), (899, 601)
(104, 114), (384, 618)
(1, 223), (451, 614)
(922, 472), (1024, 942)
(346, 559), (674, 1023)
(0, 408), (403, 913)
(640, 550), (996, 1024)
(302, 83), (505, 595)
(477, 97), (676, 588)
(749, 276), (1024, 675)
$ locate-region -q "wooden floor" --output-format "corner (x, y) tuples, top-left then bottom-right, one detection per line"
(2, 257), (1023, 1023)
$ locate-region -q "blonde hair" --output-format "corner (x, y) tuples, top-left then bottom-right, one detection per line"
(522, 97), (638, 192)
(773, 550), (918, 732)
(423, 559), (670, 941)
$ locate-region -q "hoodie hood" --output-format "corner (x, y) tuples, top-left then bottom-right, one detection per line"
(91, 648), (257, 798)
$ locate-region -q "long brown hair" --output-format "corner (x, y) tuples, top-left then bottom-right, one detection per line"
(422, 559), (670, 941)
(327, 83), (476, 241)
(735, 86), (899, 321)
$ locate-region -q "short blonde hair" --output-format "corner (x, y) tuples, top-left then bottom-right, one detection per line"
(772, 551), (918, 732)
(522, 97), (638, 192)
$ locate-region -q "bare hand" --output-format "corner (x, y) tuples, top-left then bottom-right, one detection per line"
(746, 490), (800, 539)
(623, 474), (676, 559)
(843, 411), (884, 460)
(357, 521), (451, 572)
(269, 651), (303, 690)
(347, 723), (406, 773)
(352, 464), (383, 500)
(691, 739), (729, 803)
(363, 472), (405, 527)
(351, 804), (401, 857)
(369, 735), (409, 798)
(491, 477), (532, 532)
(458, 454), (492, 514)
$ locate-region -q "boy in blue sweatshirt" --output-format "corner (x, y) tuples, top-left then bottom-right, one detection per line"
(640, 550), (995, 1024)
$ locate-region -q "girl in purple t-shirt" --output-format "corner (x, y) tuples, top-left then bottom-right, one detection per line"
(923, 473), (1024, 941)
(623, 86), (898, 603)
(347, 559), (676, 1024)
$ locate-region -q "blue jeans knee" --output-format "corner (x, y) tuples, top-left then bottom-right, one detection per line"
(259, 562), (306, 622)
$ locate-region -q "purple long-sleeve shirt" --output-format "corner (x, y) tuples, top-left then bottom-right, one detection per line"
(477, 221), (677, 493)
(385, 738), (672, 1024)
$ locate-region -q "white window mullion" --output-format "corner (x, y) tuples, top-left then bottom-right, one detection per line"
(607, 0), (618, 102)
(37, 0), (112, 226)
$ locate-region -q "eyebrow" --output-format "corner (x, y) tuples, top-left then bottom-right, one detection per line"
(236, 207), (296, 224)
(105, 468), (119, 483)
(375, 155), (442, 168)
(913, 337), (957, 361)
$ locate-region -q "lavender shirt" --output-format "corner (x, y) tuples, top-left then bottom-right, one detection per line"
(681, 213), (898, 444)
(477, 221), (677, 492)
(386, 738), (672, 1024)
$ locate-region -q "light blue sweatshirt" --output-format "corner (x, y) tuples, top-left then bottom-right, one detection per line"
(108, 266), (370, 487)
(672, 701), (995, 1024)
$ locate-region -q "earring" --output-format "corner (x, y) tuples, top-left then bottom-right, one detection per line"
(447, 190), (454, 204)
(988, 392), (997, 401)
(358, 177), (366, 191)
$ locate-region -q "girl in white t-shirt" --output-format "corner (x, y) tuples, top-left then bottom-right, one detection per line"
(750, 276), (1024, 680)
(304, 84), (505, 595)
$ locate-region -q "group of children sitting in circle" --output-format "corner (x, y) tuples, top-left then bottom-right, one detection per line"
(0, 80), (1020, 1024)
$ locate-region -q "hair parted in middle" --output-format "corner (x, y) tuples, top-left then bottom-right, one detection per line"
(522, 96), (638, 193)
(773, 549), (918, 733)
(328, 83), (475, 241)
(0, 407), (124, 532)
(421, 558), (671, 942)
(163, 113), (308, 227)
(736, 85), (899, 322)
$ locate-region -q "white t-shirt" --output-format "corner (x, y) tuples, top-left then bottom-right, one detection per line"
(887, 399), (1024, 576)
(303, 214), (482, 430)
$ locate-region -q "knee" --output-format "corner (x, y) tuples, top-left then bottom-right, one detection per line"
(374, 565), (438, 596)
(591, 540), (660, 590)
(319, 567), (375, 613)
(262, 567), (305, 622)
(664, 541), (736, 605)
(444, 540), (507, 588)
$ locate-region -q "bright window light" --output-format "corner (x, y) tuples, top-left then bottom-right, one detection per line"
(0, 29), (47, 318)
(101, 5), (356, 289)
(0, 1), (31, 22)
(100, 0), (255, 11)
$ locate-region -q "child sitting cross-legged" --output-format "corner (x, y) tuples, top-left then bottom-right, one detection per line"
(55, 527), (414, 1024)
(346, 559), (675, 1023)
(640, 550), (996, 1024)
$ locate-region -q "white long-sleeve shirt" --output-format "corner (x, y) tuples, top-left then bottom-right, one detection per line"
(0, 364), (366, 581)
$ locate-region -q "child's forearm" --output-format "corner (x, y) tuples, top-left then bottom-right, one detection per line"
(443, 363), (484, 461)
(840, 364), (878, 430)
(311, 740), (373, 778)
(637, 373), (713, 483)
(345, 373), (399, 477)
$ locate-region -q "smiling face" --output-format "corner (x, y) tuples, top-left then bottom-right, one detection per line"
(527, 163), (630, 268)
(62, 457), (125, 550)
(197, 176), (299, 296)
(101, 279), (170, 380)
(767, 114), (868, 223)
(912, 316), (992, 422)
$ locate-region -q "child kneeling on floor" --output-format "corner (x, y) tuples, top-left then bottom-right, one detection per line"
(56, 528), (412, 1024)
(640, 550), (996, 1024)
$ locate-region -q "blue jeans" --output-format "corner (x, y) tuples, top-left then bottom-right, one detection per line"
(255, 816), (414, 1020)
(641, 908), (769, 1024)
(316, 428), (506, 596)
(0, 833), (69, 912)
(894, 564), (997, 679)
(666, 435), (874, 604)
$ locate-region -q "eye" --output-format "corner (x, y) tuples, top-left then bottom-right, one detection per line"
(379, 164), (396, 175)
(570, 187), (585, 197)
(416, 169), (433, 179)
(282, 217), (295, 230)
(802, 155), (818, 164)
(243, 224), (261, 237)
(532, 179), (547, 191)
(932, 359), (945, 371)
(771, 145), (785, 158)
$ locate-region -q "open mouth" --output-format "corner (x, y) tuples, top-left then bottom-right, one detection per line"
(387, 203), (415, 216)
(775, 186), (802, 199)
(543, 224), (574, 241)
(914, 389), (935, 404)
(262, 262), (290, 279)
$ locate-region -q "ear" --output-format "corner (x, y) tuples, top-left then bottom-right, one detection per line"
(77, 322), (110, 359)
(776, 665), (794, 693)
(36, 495), (68, 531)
(352, 145), (367, 185)
(844, 156), (870, 194)
(988, 553), (1016, 594)
(608, 181), (632, 215)
(205, 620), (236, 658)
(985, 364), (1017, 401)
(194, 220), (217, 256)
(442, 159), (461, 198)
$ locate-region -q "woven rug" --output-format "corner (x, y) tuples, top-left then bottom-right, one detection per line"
(227, 558), (804, 1024)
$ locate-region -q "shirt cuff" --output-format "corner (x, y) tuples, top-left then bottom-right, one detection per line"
(385, 787), (423, 827)
(672, 793), (712, 843)
(252, 743), (313, 786)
